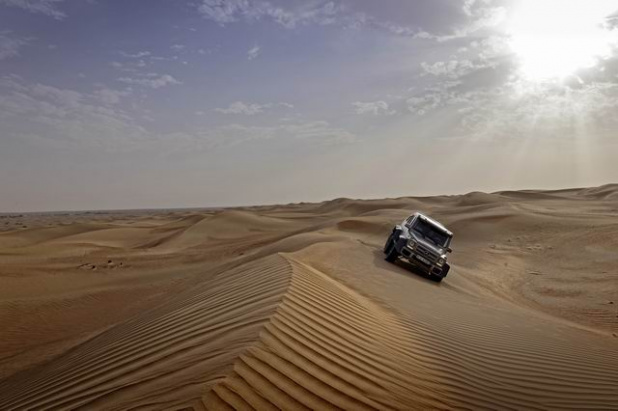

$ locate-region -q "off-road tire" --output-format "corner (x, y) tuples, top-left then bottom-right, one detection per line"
(431, 263), (449, 283)
(383, 233), (394, 253)
(384, 240), (399, 262)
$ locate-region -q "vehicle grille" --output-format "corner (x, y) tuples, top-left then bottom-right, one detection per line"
(416, 243), (439, 263)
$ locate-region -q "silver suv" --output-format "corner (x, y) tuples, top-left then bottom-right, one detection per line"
(383, 212), (453, 282)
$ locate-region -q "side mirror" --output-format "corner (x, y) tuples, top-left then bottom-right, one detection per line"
(446, 247), (452, 253)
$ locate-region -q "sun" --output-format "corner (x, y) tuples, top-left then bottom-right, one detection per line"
(508, 0), (617, 81)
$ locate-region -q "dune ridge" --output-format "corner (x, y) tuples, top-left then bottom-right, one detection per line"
(204, 256), (449, 410)
(0, 255), (292, 410)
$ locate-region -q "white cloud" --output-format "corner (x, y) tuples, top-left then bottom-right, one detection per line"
(215, 101), (293, 115)
(0, 76), (146, 150)
(120, 51), (151, 59)
(30, 83), (82, 107)
(198, 120), (355, 147)
(380, 1), (506, 42)
(407, 81), (461, 115)
(216, 101), (268, 115)
(462, 0), (493, 17)
(407, 94), (444, 116)
(0, 31), (29, 60)
(93, 88), (131, 105)
(247, 44), (261, 60)
(111, 60), (144, 70)
(411, 1), (507, 43)
(114, 51), (178, 72)
(111, 56), (149, 72)
(147, 120), (355, 154)
(462, 0), (477, 17)
(405, 71), (618, 142)
(280, 120), (356, 144)
(455, 80), (618, 140)
(197, 0), (343, 29)
(421, 60), (477, 78)
(418, 35), (510, 83)
(197, 0), (243, 24)
(118, 73), (181, 89)
(195, 0), (505, 43)
(0, 0), (66, 19)
(352, 100), (395, 116)
(0, 76), (351, 153)
(194, 0), (508, 46)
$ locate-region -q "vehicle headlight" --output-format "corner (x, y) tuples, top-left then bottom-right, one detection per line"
(407, 240), (417, 249)
(437, 258), (445, 267)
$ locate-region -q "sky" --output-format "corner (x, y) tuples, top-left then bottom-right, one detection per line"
(1, 0), (617, 212)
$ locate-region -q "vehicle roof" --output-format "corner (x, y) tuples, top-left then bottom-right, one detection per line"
(413, 212), (453, 236)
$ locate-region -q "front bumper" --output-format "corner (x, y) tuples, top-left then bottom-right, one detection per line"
(401, 247), (445, 276)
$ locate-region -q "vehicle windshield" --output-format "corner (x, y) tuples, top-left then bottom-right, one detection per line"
(412, 219), (451, 248)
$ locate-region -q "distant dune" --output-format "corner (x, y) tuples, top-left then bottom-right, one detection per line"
(1, 185), (617, 409)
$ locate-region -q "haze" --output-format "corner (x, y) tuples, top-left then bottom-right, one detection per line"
(1, 0), (618, 212)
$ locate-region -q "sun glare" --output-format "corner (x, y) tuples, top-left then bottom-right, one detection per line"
(508, 0), (618, 80)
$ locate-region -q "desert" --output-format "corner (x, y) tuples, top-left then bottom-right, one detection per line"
(1, 185), (617, 410)
(3, 2), (618, 408)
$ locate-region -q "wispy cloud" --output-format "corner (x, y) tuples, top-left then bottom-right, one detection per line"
(280, 120), (355, 144)
(216, 101), (267, 115)
(111, 60), (147, 71)
(378, 1), (506, 42)
(215, 101), (292, 115)
(118, 73), (181, 89)
(406, 74), (618, 142)
(406, 81), (462, 116)
(247, 44), (261, 60)
(195, 120), (356, 147)
(197, 0), (343, 29)
(421, 60), (479, 79)
(0, 75), (146, 150)
(455, 81), (618, 140)
(119, 50), (151, 59)
(93, 87), (131, 105)
(0, 76), (348, 154)
(352, 101), (395, 116)
(195, 0), (506, 45)
(0, 31), (30, 60)
(0, 0), (66, 19)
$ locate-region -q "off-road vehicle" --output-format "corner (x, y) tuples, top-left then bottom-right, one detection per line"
(383, 212), (453, 282)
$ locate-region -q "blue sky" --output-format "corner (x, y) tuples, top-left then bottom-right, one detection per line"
(1, 0), (618, 211)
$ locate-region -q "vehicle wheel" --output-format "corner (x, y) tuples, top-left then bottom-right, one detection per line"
(432, 275), (443, 283)
(442, 263), (450, 277)
(385, 240), (399, 262)
(383, 233), (394, 253)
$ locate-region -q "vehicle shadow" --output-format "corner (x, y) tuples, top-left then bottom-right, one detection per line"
(370, 247), (443, 285)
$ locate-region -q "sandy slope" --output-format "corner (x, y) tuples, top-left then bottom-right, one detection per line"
(0, 185), (617, 409)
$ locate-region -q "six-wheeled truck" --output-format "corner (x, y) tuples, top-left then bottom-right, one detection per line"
(383, 212), (453, 282)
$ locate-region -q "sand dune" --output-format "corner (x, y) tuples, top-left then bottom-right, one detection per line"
(1, 185), (617, 409)
(0, 255), (292, 409)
